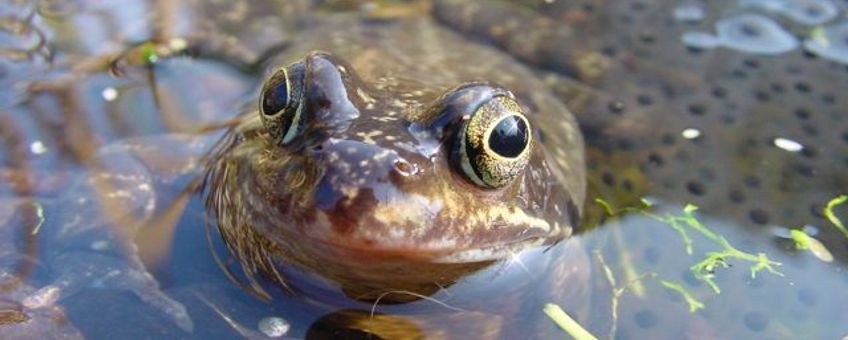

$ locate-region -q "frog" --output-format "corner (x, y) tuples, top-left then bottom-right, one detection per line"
(201, 7), (589, 337)
(2, 0), (595, 337)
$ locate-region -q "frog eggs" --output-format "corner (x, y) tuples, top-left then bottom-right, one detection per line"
(682, 14), (799, 55)
(740, 0), (838, 26)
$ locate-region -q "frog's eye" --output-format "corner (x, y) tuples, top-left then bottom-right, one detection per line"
(259, 63), (306, 145)
(456, 95), (532, 189)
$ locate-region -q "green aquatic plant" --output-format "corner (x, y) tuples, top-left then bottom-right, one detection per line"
(140, 42), (160, 64)
(790, 229), (834, 262)
(593, 251), (703, 340)
(659, 280), (705, 313)
(594, 251), (658, 339)
(596, 198), (782, 293)
(543, 303), (598, 340)
(824, 195), (848, 238)
(610, 225), (646, 297)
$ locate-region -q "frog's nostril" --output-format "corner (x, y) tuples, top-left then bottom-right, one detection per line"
(392, 159), (418, 177)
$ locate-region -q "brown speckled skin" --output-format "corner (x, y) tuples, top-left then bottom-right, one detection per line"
(203, 15), (585, 302)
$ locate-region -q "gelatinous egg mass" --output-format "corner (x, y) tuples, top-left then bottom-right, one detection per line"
(740, 0), (838, 26)
(781, 0), (838, 25)
(682, 14), (798, 54)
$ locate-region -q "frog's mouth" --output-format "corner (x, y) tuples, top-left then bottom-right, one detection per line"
(428, 236), (554, 263)
(283, 204), (569, 265)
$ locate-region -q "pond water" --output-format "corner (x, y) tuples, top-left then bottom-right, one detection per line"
(0, 0), (846, 339)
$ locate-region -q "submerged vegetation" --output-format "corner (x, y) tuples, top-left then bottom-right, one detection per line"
(543, 303), (598, 340)
(786, 194), (845, 262)
(593, 250), (703, 339)
(824, 195), (848, 238)
(577, 194), (848, 338)
(789, 229), (834, 263)
(595, 198), (782, 293)
(658, 280), (705, 313)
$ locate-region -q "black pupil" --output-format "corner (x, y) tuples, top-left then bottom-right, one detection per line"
(262, 80), (288, 115)
(488, 115), (528, 158)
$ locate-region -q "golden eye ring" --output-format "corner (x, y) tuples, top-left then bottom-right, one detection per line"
(456, 95), (532, 189)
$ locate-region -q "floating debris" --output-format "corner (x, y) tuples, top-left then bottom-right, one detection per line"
(682, 14), (799, 54)
(740, 0), (838, 26)
(804, 22), (848, 64)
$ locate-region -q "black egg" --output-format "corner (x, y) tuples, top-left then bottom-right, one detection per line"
(262, 80), (289, 116)
(488, 115), (528, 158)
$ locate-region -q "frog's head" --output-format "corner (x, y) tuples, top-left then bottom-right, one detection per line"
(205, 52), (581, 300)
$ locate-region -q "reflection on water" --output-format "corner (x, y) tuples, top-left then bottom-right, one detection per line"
(0, 0), (846, 338)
